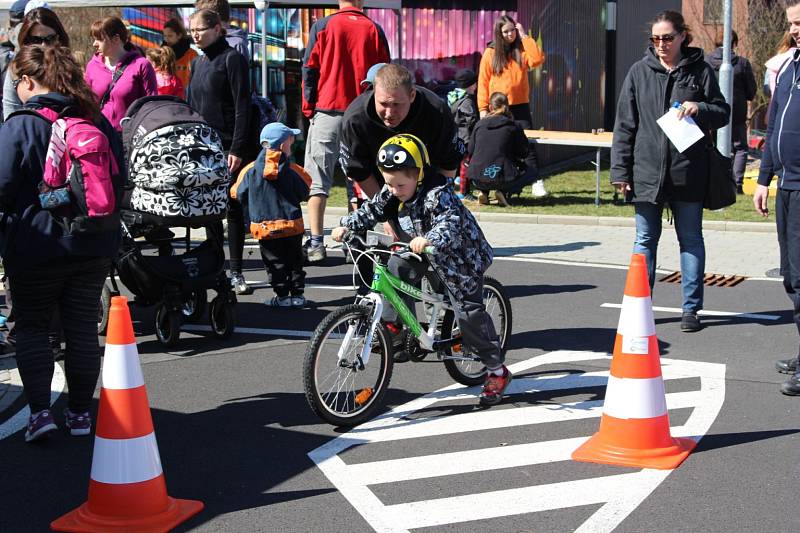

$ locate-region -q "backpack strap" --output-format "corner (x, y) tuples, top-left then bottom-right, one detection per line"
(99, 56), (134, 110)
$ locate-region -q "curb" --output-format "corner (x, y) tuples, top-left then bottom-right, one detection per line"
(317, 207), (775, 233)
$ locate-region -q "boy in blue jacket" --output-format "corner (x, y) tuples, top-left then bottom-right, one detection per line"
(232, 123), (311, 308)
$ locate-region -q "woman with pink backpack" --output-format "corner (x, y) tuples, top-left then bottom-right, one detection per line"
(0, 44), (123, 443)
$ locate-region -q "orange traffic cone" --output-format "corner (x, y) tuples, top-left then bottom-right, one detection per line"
(51, 296), (203, 532)
(571, 254), (696, 470)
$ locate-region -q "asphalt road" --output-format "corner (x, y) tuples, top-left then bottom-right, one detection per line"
(1, 249), (799, 532)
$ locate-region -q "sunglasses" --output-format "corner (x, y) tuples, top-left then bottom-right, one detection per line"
(11, 77), (23, 90)
(650, 32), (678, 44)
(27, 34), (58, 45)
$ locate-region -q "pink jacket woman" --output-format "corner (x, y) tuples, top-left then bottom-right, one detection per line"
(84, 17), (157, 131)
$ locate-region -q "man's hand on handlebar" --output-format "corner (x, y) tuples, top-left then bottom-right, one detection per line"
(409, 237), (431, 254)
(331, 226), (349, 242)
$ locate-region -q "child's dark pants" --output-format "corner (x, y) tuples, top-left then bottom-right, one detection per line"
(259, 234), (306, 298)
(386, 255), (503, 369)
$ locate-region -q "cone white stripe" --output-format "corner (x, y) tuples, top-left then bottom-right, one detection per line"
(616, 295), (655, 337)
(90, 433), (163, 484)
(602, 376), (668, 419)
(101, 343), (145, 390)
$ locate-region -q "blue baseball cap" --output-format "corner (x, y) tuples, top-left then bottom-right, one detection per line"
(360, 62), (388, 88)
(260, 122), (301, 149)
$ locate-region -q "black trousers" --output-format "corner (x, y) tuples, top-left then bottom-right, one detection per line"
(10, 256), (110, 413)
(207, 196), (246, 273)
(259, 234), (305, 298)
(777, 189), (800, 370)
(509, 102), (540, 182)
(386, 255), (503, 368)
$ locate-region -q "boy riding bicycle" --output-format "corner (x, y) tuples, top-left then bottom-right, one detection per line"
(331, 133), (512, 405)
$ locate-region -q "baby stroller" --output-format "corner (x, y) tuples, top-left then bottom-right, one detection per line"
(98, 95), (236, 347)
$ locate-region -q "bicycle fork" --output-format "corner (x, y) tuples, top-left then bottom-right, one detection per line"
(337, 293), (384, 368)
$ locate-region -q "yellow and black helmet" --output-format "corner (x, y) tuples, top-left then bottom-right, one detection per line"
(376, 133), (430, 182)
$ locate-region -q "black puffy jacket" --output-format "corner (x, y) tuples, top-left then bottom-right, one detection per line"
(467, 114), (528, 189)
(611, 46), (730, 203)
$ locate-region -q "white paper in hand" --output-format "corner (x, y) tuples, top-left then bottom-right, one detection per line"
(656, 107), (705, 153)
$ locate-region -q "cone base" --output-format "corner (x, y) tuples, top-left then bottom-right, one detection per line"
(50, 497), (203, 533)
(571, 432), (696, 470)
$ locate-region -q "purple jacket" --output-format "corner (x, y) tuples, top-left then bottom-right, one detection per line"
(84, 50), (158, 131)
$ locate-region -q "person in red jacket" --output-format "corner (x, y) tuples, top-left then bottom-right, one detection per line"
(300, 0), (390, 263)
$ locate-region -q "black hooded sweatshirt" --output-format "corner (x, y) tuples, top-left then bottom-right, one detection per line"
(611, 46), (730, 203)
(467, 113), (528, 188)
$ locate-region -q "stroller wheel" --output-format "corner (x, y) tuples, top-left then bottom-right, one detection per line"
(182, 290), (207, 323)
(209, 297), (235, 339)
(98, 284), (112, 335)
(155, 303), (181, 347)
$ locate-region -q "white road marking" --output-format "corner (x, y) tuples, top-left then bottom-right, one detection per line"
(601, 302), (780, 321)
(182, 324), (313, 338)
(309, 350), (726, 533)
(245, 281), (359, 291)
(0, 363), (66, 441)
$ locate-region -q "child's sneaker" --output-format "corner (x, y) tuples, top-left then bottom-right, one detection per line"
(266, 295), (292, 307)
(291, 295), (307, 308)
(25, 409), (58, 442)
(479, 366), (513, 406)
(63, 408), (92, 436)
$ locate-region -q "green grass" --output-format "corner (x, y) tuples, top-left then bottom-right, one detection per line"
(327, 164), (775, 223)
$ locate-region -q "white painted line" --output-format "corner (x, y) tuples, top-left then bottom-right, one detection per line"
(0, 363), (66, 441)
(494, 255), (640, 271)
(601, 302), (780, 321)
(245, 281), (359, 291)
(182, 324), (313, 338)
(309, 350), (726, 533)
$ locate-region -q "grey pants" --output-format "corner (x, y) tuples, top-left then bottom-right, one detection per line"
(384, 255), (503, 369)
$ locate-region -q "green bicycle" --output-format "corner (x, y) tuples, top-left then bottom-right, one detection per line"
(303, 231), (512, 427)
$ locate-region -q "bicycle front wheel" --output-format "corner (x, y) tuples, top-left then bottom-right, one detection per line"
(303, 304), (394, 427)
(442, 276), (513, 386)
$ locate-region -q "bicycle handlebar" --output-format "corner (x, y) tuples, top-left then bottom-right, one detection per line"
(342, 230), (435, 256)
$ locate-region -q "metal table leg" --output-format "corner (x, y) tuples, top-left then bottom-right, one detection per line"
(595, 147), (601, 207)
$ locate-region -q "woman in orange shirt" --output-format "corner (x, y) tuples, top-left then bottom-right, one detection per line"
(162, 17), (197, 97)
(478, 15), (547, 196)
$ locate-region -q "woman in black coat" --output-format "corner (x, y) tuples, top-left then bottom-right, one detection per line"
(187, 9), (253, 294)
(610, 10), (729, 333)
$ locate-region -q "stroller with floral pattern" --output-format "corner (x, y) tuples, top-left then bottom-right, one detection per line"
(98, 95), (236, 347)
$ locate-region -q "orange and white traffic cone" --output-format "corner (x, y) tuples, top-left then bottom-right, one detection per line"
(571, 254), (696, 470)
(51, 296), (203, 532)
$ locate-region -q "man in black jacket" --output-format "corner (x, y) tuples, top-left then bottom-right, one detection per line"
(706, 30), (756, 193)
(339, 63), (464, 198)
(755, 0), (800, 396)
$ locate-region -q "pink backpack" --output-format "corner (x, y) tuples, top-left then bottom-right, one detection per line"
(20, 107), (121, 234)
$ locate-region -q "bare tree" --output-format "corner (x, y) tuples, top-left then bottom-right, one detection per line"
(746, 0), (788, 128)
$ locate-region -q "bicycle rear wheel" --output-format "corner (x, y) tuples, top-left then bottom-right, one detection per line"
(442, 276), (512, 386)
(303, 304), (393, 427)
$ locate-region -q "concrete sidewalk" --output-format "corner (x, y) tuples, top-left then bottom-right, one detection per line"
(319, 207), (779, 279)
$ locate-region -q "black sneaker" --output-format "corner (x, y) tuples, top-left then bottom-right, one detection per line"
(776, 358), (799, 374)
(780, 375), (800, 396)
(384, 322), (410, 363)
(680, 312), (701, 332)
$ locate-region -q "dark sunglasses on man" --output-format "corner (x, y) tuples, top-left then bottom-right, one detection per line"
(27, 34), (59, 45)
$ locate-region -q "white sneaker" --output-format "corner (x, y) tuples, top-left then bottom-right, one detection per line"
(531, 180), (548, 198)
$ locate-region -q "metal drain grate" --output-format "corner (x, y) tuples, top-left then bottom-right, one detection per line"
(659, 272), (747, 287)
